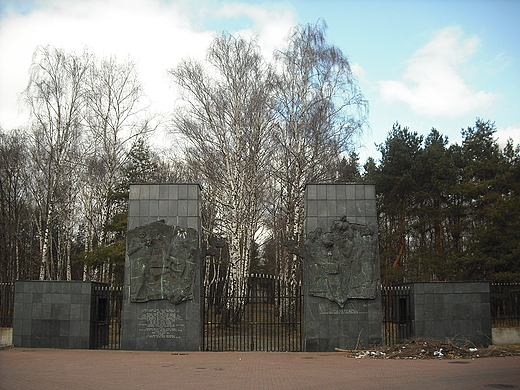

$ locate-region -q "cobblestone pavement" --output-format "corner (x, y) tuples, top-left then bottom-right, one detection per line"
(1, 348), (519, 389)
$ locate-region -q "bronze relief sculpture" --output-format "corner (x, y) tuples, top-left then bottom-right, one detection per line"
(305, 216), (378, 307)
(127, 220), (199, 304)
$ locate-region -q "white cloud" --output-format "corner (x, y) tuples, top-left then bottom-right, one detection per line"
(379, 26), (497, 117)
(215, 3), (295, 57)
(496, 125), (520, 148)
(0, 0), (295, 130)
(350, 63), (365, 79)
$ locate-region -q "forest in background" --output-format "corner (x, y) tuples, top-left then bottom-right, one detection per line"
(367, 119), (520, 284)
(0, 23), (519, 290)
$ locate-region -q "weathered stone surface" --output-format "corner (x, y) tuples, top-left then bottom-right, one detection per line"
(127, 220), (198, 304)
(305, 216), (378, 307)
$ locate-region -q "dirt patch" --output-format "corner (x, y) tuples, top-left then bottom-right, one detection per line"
(336, 339), (520, 359)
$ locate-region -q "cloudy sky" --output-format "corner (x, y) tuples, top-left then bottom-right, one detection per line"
(0, 0), (518, 162)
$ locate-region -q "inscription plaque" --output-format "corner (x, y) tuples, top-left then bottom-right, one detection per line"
(318, 303), (359, 315)
(138, 308), (184, 339)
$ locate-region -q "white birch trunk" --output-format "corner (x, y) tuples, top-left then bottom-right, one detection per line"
(39, 216), (51, 280)
(66, 233), (72, 281)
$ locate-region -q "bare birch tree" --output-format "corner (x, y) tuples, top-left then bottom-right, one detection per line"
(170, 33), (275, 324)
(270, 21), (367, 312)
(0, 129), (37, 282)
(81, 55), (149, 282)
(23, 46), (90, 280)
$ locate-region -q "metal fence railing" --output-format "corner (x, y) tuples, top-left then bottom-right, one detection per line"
(381, 285), (413, 346)
(1, 281), (519, 348)
(0, 283), (14, 328)
(106, 286), (123, 350)
(202, 275), (303, 352)
(490, 283), (520, 328)
(91, 285), (123, 350)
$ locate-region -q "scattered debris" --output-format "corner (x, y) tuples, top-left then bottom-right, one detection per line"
(336, 339), (520, 359)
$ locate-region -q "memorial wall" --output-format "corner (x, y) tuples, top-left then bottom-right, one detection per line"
(121, 184), (202, 351)
(304, 183), (383, 351)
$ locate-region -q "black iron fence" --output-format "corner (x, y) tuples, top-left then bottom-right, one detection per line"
(381, 285), (413, 346)
(90, 284), (110, 349)
(0, 283), (14, 327)
(96, 286), (123, 350)
(203, 274), (303, 351)
(490, 283), (520, 328)
(1, 282), (519, 348)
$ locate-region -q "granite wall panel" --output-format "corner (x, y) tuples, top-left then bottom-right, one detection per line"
(304, 183), (382, 351)
(403, 282), (492, 347)
(12, 281), (108, 349)
(121, 183), (202, 351)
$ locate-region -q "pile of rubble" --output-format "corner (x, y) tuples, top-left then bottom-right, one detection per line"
(336, 339), (520, 359)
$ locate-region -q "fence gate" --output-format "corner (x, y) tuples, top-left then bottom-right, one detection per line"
(382, 285), (413, 345)
(92, 286), (123, 350)
(203, 273), (303, 351)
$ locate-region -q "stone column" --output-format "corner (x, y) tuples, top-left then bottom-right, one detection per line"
(304, 183), (382, 351)
(121, 184), (201, 351)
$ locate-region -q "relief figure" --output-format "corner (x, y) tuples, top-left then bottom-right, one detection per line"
(305, 216), (378, 307)
(127, 220), (198, 304)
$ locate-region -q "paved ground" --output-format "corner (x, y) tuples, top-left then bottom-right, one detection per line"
(1, 348), (519, 389)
